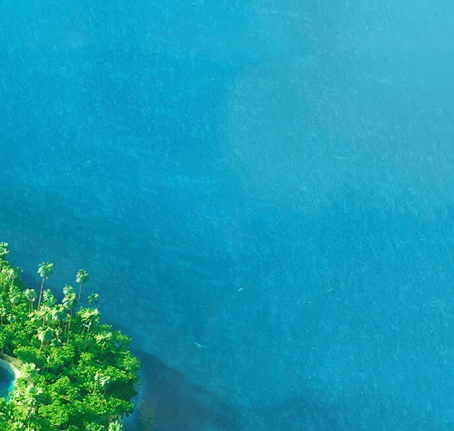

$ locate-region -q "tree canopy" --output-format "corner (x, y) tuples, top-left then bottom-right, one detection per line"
(0, 242), (142, 431)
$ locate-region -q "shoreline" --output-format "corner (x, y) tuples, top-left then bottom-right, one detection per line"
(0, 354), (22, 381)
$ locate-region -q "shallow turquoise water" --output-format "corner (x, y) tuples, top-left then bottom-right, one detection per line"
(0, 368), (14, 402)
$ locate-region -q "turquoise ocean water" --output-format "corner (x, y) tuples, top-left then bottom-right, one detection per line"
(1, 1), (454, 430)
(0, 367), (15, 403)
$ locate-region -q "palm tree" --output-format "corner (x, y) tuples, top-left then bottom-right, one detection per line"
(2, 267), (18, 294)
(100, 374), (111, 400)
(62, 285), (77, 344)
(63, 285), (77, 316)
(42, 288), (56, 308)
(31, 305), (53, 326)
(0, 304), (7, 326)
(37, 327), (54, 358)
(18, 362), (39, 388)
(37, 262), (54, 309)
(81, 308), (100, 335)
(9, 285), (22, 308)
(50, 326), (63, 348)
(13, 382), (43, 428)
(92, 370), (111, 403)
(0, 243), (9, 272)
(92, 370), (101, 395)
(85, 422), (107, 431)
(94, 331), (113, 361)
(0, 269), (6, 293)
(22, 383), (43, 403)
(19, 362), (39, 383)
(76, 269), (89, 304)
(51, 304), (67, 331)
(7, 266), (19, 291)
(0, 242), (8, 258)
(23, 289), (36, 314)
(88, 293), (99, 306)
(108, 419), (125, 431)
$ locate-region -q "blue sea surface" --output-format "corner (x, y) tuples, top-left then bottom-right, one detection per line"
(1, 0), (454, 430)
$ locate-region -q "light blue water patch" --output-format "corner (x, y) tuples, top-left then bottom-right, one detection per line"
(0, 367), (15, 402)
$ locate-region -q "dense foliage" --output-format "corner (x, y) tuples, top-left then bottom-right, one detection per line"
(0, 242), (141, 431)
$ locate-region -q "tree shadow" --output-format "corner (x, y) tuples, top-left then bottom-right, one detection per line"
(126, 349), (242, 431)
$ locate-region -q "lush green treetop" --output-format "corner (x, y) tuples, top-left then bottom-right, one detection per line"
(0, 243), (144, 431)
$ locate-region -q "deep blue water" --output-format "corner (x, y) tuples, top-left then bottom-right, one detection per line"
(1, 1), (454, 430)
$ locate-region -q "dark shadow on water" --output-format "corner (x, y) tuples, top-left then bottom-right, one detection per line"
(126, 349), (242, 431)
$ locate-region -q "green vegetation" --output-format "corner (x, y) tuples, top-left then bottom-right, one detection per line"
(0, 242), (141, 431)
